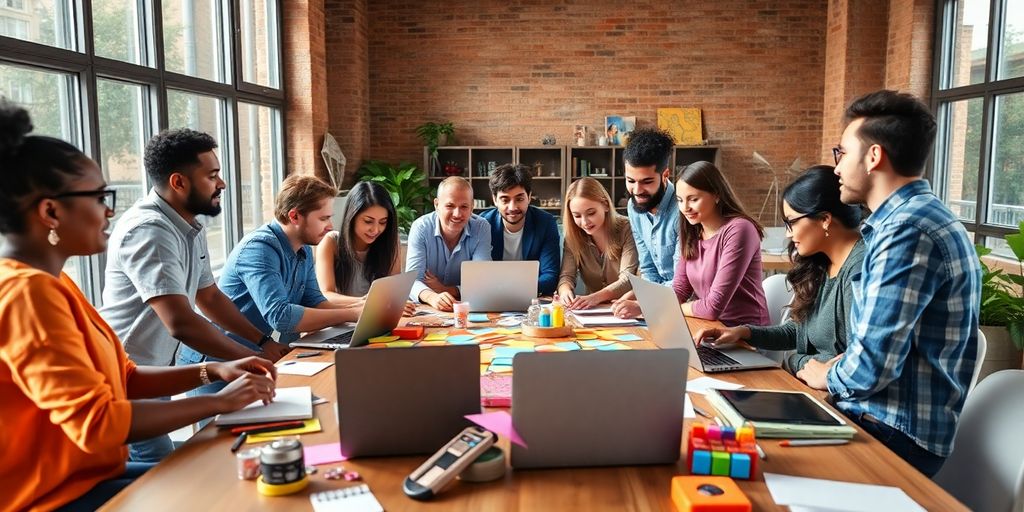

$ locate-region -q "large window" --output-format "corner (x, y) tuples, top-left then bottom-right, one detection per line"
(933, 0), (1024, 257)
(0, 0), (284, 304)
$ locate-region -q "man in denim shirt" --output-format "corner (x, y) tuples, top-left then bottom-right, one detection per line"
(178, 175), (361, 386)
(623, 128), (680, 286)
(798, 90), (981, 477)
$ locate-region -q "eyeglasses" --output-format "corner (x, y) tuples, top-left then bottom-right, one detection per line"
(51, 188), (117, 212)
(782, 212), (817, 232)
(832, 146), (846, 165)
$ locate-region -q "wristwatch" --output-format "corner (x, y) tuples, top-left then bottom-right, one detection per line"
(257, 333), (274, 347)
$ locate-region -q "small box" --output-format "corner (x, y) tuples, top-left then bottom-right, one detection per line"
(670, 476), (751, 512)
(729, 454), (751, 480)
(392, 326), (425, 340)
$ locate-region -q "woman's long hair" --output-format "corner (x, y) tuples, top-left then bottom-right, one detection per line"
(562, 178), (625, 265)
(783, 165), (863, 322)
(677, 161), (764, 260)
(334, 181), (399, 292)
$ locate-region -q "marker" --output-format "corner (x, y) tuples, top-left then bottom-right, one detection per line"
(779, 439), (850, 447)
(295, 351), (319, 358)
(230, 432), (248, 453)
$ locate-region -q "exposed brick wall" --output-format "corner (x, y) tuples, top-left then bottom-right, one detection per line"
(884, 0), (934, 100)
(283, 0), (329, 179)
(362, 0), (830, 224)
(325, 0), (370, 188)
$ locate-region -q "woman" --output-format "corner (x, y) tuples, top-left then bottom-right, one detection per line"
(0, 101), (276, 511)
(612, 161), (769, 326)
(557, 177), (638, 310)
(695, 166), (865, 375)
(315, 181), (401, 306)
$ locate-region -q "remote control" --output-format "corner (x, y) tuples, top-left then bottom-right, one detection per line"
(403, 426), (496, 500)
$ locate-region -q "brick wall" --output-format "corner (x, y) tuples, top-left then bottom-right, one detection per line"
(362, 0), (830, 223)
(325, 0), (370, 188)
(283, 0), (329, 179)
(884, 0), (934, 99)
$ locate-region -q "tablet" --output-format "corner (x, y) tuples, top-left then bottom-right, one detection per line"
(716, 389), (843, 426)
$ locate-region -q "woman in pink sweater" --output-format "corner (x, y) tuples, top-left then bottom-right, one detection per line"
(613, 161), (770, 327)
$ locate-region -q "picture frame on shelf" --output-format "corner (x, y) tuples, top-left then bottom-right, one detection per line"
(604, 115), (635, 146)
(573, 124), (589, 146)
(657, 108), (703, 145)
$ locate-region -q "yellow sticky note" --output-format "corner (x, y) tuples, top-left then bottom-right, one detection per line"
(417, 340), (447, 347)
(573, 328), (596, 334)
(385, 341), (415, 348)
(246, 419), (322, 443)
(369, 335), (400, 344)
(574, 333), (598, 340)
(480, 364), (490, 375)
(423, 332), (449, 341)
(480, 348), (496, 364)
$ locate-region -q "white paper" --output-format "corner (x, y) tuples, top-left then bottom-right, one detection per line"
(686, 376), (745, 395)
(214, 386), (313, 426)
(763, 473), (925, 512)
(276, 361), (333, 376)
(571, 307), (615, 315)
(575, 315), (639, 326)
(684, 395), (695, 419)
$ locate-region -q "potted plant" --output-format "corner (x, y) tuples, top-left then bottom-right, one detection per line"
(357, 160), (432, 235)
(415, 121), (455, 175)
(975, 221), (1024, 379)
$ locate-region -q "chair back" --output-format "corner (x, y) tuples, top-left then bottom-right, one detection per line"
(968, 329), (988, 394)
(761, 273), (793, 325)
(933, 370), (1024, 512)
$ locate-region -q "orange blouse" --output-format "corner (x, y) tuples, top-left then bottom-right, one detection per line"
(0, 259), (136, 511)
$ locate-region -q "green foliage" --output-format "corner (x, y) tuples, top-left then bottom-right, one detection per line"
(357, 160), (432, 235)
(415, 122), (455, 174)
(976, 221), (1024, 349)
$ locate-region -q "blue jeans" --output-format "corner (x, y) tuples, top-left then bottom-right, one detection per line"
(57, 462), (155, 511)
(849, 412), (946, 477)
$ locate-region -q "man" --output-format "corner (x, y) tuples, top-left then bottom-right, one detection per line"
(797, 90), (981, 477)
(177, 175), (361, 385)
(622, 128), (679, 285)
(406, 176), (492, 311)
(101, 128), (288, 462)
(479, 164), (560, 295)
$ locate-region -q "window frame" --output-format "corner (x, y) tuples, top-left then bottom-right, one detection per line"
(0, 0), (286, 304)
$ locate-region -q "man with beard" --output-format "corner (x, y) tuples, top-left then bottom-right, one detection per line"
(178, 174), (361, 393)
(622, 128), (679, 285)
(100, 129), (287, 463)
(479, 164), (560, 295)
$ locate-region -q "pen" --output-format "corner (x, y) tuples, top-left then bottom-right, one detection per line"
(693, 405), (713, 419)
(230, 432), (248, 452)
(755, 443), (767, 460)
(295, 352), (319, 358)
(779, 439), (850, 447)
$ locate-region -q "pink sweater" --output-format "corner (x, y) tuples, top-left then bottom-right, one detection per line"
(672, 217), (770, 327)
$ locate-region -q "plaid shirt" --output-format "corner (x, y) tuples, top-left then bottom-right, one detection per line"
(826, 180), (981, 457)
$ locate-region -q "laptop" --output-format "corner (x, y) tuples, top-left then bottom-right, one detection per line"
(628, 275), (780, 373)
(510, 349), (689, 469)
(334, 345), (480, 457)
(291, 270), (416, 349)
(460, 260), (539, 312)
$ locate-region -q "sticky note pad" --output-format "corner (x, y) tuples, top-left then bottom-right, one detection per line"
(385, 341), (414, 348)
(711, 451), (731, 476)
(579, 339), (615, 348)
(616, 334), (643, 342)
(596, 342), (633, 351)
(468, 313), (489, 323)
(554, 342), (581, 351)
(488, 365), (513, 373)
(446, 335), (477, 344)
(368, 335), (400, 344)
(423, 332), (449, 341)
(535, 344), (567, 352)
(490, 357), (514, 367)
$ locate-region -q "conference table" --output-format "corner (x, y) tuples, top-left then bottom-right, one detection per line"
(102, 315), (966, 511)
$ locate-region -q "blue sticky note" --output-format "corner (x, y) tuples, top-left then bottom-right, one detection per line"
(691, 450), (711, 475)
(554, 342), (581, 351)
(494, 346), (534, 358)
(616, 334), (643, 342)
(468, 328), (496, 335)
(468, 313), (489, 323)
(579, 339), (614, 348)
(446, 335), (477, 344)
(596, 343), (627, 351)
(490, 357), (515, 367)
(729, 453), (751, 479)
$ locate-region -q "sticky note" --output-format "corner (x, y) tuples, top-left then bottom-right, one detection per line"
(579, 339), (615, 348)
(468, 328), (496, 335)
(574, 333), (598, 340)
(466, 411), (527, 447)
(416, 340), (447, 347)
(247, 419), (323, 443)
(385, 341), (415, 348)
(596, 342), (633, 351)
(616, 334), (643, 342)
(494, 346), (534, 358)
(368, 335), (400, 344)
(488, 365), (513, 373)
(423, 332), (449, 341)
(554, 341), (581, 351)
(468, 313), (489, 323)
(480, 348), (496, 364)
(490, 357), (514, 367)
(303, 442), (349, 466)
(446, 335), (477, 344)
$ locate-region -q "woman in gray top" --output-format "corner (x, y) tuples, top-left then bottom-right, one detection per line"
(695, 165), (864, 375)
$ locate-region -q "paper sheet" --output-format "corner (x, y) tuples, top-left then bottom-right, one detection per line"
(466, 411), (527, 447)
(684, 396), (695, 419)
(763, 473), (925, 512)
(576, 315), (640, 327)
(276, 361), (334, 376)
(686, 376), (745, 395)
(304, 442), (349, 466)
(571, 307), (614, 315)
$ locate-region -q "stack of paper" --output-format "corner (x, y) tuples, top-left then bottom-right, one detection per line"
(214, 386), (314, 426)
(763, 473), (925, 511)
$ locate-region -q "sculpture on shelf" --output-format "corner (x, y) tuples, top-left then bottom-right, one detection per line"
(541, 134), (556, 145)
(321, 132), (347, 190)
(443, 161), (464, 176)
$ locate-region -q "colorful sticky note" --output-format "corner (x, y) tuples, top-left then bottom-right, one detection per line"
(490, 357), (514, 367)
(466, 411), (527, 447)
(423, 332), (449, 341)
(385, 341), (415, 348)
(416, 340), (447, 347)
(247, 419), (323, 443)
(596, 342), (633, 351)
(488, 365), (514, 373)
(535, 344), (568, 352)
(468, 313), (489, 323)
(580, 339), (615, 348)
(303, 442), (349, 466)
(616, 334), (643, 342)
(468, 327), (496, 335)
(554, 341), (582, 351)
(480, 364), (490, 375)
(368, 335), (400, 344)
(480, 348), (496, 364)
(574, 333), (598, 340)
(494, 346), (534, 358)
(573, 328), (596, 334)
(446, 335), (478, 344)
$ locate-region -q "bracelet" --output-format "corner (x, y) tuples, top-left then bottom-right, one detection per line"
(257, 333), (273, 347)
(199, 362), (212, 385)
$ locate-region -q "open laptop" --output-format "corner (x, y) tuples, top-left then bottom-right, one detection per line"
(291, 270), (416, 349)
(510, 349), (689, 469)
(334, 345), (480, 457)
(460, 260), (539, 312)
(628, 275), (780, 373)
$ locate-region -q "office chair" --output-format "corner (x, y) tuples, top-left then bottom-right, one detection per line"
(933, 370), (1024, 512)
(760, 273), (794, 365)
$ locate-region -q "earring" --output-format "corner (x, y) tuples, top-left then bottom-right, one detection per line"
(824, 227), (830, 238)
(48, 228), (60, 246)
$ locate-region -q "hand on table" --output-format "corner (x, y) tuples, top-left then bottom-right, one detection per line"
(796, 354), (843, 390)
(402, 301), (418, 317)
(610, 299), (641, 318)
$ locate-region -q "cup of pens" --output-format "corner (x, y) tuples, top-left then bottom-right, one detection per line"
(453, 301), (471, 328)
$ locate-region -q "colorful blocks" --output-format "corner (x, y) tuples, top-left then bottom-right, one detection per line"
(729, 453), (751, 480)
(686, 423), (759, 481)
(707, 425), (722, 441)
(710, 451), (730, 476)
(691, 450), (711, 475)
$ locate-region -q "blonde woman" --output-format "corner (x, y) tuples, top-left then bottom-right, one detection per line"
(557, 178), (638, 310)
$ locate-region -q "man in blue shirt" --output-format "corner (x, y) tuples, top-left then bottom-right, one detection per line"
(624, 128), (679, 285)
(479, 164), (560, 295)
(178, 175), (361, 375)
(406, 176), (492, 311)
(798, 90), (981, 477)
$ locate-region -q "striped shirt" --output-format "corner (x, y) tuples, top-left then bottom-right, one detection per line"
(826, 180), (981, 457)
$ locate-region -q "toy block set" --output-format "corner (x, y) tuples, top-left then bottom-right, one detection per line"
(686, 424), (758, 480)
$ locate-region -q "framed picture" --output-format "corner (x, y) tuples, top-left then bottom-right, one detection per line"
(573, 124), (589, 146)
(657, 107), (703, 145)
(604, 115), (636, 146)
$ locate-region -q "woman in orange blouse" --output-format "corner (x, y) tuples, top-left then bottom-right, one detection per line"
(0, 101), (278, 511)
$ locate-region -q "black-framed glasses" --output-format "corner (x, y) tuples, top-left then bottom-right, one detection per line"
(832, 146), (846, 165)
(782, 211), (817, 232)
(51, 188), (117, 212)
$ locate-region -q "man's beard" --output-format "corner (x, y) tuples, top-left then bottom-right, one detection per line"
(630, 179), (666, 214)
(186, 187), (222, 217)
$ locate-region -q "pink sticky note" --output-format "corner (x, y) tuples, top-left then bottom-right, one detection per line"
(465, 411), (527, 448)
(303, 442), (349, 466)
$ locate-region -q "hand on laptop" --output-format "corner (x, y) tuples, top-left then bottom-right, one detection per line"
(796, 354), (843, 390)
(610, 299), (641, 319)
(693, 326), (757, 351)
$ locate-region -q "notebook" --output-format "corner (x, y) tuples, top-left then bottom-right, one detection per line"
(310, 485), (383, 512)
(706, 388), (856, 439)
(213, 386), (313, 426)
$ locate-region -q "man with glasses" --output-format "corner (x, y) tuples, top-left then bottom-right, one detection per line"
(797, 90), (981, 477)
(99, 128), (288, 463)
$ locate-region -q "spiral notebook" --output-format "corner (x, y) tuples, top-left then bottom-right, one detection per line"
(310, 484), (383, 512)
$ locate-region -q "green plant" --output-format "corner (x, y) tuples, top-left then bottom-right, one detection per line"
(415, 121), (455, 174)
(976, 221), (1024, 349)
(357, 160), (432, 234)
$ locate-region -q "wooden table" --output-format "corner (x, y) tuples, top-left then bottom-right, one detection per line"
(103, 317), (966, 511)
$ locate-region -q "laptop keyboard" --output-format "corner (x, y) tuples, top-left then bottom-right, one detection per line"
(324, 330), (354, 345)
(696, 345), (742, 367)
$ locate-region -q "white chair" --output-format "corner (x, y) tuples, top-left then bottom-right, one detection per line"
(969, 329), (988, 394)
(933, 370), (1024, 512)
(762, 273), (793, 325)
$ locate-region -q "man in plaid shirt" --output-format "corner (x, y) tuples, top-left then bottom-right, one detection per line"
(798, 90), (981, 477)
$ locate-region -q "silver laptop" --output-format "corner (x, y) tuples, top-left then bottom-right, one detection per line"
(291, 270), (416, 349)
(629, 275), (780, 373)
(510, 349), (689, 469)
(460, 260), (539, 312)
(334, 345), (480, 457)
